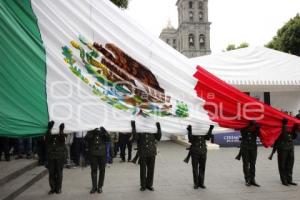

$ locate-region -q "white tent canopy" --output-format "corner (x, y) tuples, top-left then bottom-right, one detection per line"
(190, 47), (300, 88)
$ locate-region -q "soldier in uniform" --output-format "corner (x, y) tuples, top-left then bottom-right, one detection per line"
(133, 121), (161, 191)
(119, 131), (133, 162)
(239, 120), (260, 187)
(295, 110), (300, 119)
(45, 122), (67, 194)
(271, 118), (298, 186)
(187, 125), (214, 189)
(85, 126), (110, 194)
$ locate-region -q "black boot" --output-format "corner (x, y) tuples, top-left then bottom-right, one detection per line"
(288, 181), (297, 186)
(56, 189), (62, 194)
(245, 179), (251, 186)
(198, 184), (206, 189)
(48, 190), (55, 195)
(90, 188), (97, 194)
(251, 179), (260, 187)
(282, 181), (289, 186)
(146, 186), (154, 191)
(97, 187), (103, 193)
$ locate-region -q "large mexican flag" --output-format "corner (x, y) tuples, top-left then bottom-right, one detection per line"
(0, 0), (299, 146)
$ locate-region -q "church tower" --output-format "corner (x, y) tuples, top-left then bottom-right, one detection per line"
(159, 0), (211, 58)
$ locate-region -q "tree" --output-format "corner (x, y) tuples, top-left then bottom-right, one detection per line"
(110, 0), (129, 9)
(266, 14), (300, 56)
(225, 42), (249, 51)
(226, 44), (236, 51)
(237, 42), (249, 49)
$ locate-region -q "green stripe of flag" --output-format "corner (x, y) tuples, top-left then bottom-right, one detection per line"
(0, 0), (48, 137)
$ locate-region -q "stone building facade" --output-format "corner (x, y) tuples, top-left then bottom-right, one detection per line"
(159, 0), (211, 58)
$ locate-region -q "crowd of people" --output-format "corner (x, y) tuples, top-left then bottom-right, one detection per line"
(0, 110), (299, 195)
(0, 136), (42, 162)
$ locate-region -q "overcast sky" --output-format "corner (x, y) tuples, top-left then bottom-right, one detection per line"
(125, 0), (300, 53)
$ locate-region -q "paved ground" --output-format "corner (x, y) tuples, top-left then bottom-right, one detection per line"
(0, 159), (36, 181)
(16, 142), (300, 200)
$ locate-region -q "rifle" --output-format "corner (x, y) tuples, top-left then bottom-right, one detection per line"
(235, 136), (242, 161)
(235, 149), (242, 160)
(268, 145), (277, 160)
(183, 147), (191, 163)
(131, 147), (139, 164)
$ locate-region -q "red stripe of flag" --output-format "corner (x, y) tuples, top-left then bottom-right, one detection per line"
(194, 65), (300, 147)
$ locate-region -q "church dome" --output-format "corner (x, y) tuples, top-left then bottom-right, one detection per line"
(161, 19), (176, 33)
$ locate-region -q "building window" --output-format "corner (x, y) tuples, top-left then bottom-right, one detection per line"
(166, 39), (169, 44)
(173, 39), (177, 49)
(199, 2), (203, 9)
(189, 11), (194, 22)
(199, 34), (205, 48)
(189, 34), (195, 47)
(189, 1), (193, 9)
(199, 12), (203, 21)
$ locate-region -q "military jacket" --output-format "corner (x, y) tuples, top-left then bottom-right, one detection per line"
(119, 132), (132, 143)
(276, 127), (297, 150)
(136, 132), (161, 157)
(189, 135), (209, 155)
(240, 127), (258, 149)
(45, 133), (67, 160)
(85, 129), (109, 157)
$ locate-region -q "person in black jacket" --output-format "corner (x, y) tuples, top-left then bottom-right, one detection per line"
(85, 127), (110, 194)
(45, 122), (67, 194)
(119, 131), (133, 162)
(272, 118), (298, 186)
(133, 121), (161, 191)
(0, 136), (10, 161)
(187, 125), (213, 189)
(239, 120), (260, 187)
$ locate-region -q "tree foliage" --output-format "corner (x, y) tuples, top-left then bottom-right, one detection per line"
(266, 14), (300, 56)
(110, 0), (129, 9)
(225, 42), (249, 51)
(226, 44), (236, 51)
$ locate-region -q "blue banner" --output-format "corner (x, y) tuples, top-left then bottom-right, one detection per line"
(213, 131), (300, 147)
